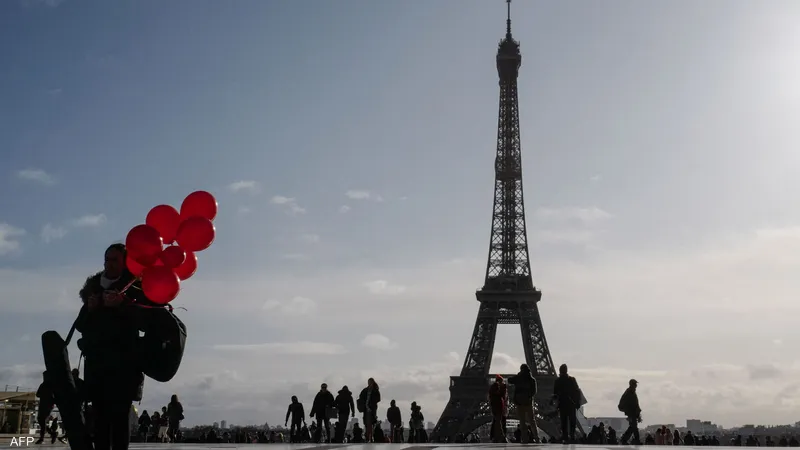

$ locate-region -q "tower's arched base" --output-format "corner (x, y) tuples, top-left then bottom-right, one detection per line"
(431, 375), (586, 443)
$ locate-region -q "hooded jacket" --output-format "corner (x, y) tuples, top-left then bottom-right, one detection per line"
(335, 387), (355, 416)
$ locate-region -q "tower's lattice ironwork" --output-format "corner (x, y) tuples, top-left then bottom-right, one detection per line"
(430, 1), (582, 442)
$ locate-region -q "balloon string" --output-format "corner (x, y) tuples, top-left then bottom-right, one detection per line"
(129, 302), (187, 313)
(118, 275), (187, 312)
(119, 277), (141, 295)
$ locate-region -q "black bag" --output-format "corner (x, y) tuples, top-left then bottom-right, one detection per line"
(41, 329), (92, 450)
(135, 306), (187, 383)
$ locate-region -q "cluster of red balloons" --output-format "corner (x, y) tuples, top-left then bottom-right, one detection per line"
(125, 191), (218, 304)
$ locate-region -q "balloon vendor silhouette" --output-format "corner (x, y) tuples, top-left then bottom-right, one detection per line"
(41, 190), (218, 450)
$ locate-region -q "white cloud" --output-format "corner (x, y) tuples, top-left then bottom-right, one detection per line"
(489, 352), (524, 374)
(0, 224), (26, 255)
(238, 206), (252, 215)
(345, 190), (383, 202)
(364, 280), (407, 295)
(361, 333), (398, 350)
(261, 299), (281, 310)
(300, 234), (320, 244)
(590, 174), (602, 182)
(262, 296), (317, 315)
(70, 214), (107, 227)
(212, 342), (346, 355)
(289, 205), (306, 215)
(39, 214), (106, 244)
(41, 224), (68, 243)
(15, 168), (55, 186)
(270, 195), (306, 215)
(339, 205), (351, 214)
(345, 190), (370, 200)
(534, 206), (612, 223)
(270, 195), (293, 205)
(228, 180), (260, 194)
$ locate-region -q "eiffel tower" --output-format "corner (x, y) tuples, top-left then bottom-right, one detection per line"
(430, 0), (583, 442)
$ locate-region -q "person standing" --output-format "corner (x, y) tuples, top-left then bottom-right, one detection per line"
(509, 364), (539, 443)
(166, 395), (184, 442)
(386, 400), (402, 443)
(310, 383), (335, 443)
(333, 386), (355, 443)
(487, 375), (508, 443)
(284, 396), (305, 442)
(76, 243), (153, 450)
(357, 378), (380, 442)
(552, 364), (582, 444)
(618, 379), (642, 445)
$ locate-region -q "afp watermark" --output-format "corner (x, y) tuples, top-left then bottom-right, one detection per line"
(9, 436), (35, 446)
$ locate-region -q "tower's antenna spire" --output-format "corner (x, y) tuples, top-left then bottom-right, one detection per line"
(506, 0), (512, 38)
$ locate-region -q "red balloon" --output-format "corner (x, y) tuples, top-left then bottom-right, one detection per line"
(180, 191), (218, 221)
(146, 205), (181, 245)
(126, 255), (146, 277)
(173, 251), (197, 281)
(141, 266), (181, 304)
(159, 245), (186, 269)
(126, 224), (163, 266)
(175, 217), (215, 252)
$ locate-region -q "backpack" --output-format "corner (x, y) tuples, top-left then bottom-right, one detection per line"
(617, 392), (627, 413)
(136, 306), (187, 382)
(356, 395), (366, 413)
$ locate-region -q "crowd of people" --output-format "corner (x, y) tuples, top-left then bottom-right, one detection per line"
(280, 378), (429, 443)
(482, 362), (589, 444)
(132, 395), (185, 443)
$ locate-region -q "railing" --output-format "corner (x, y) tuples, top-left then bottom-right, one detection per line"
(2, 385), (34, 393)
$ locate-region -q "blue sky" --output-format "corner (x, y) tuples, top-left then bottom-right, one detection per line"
(3, 0), (800, 429)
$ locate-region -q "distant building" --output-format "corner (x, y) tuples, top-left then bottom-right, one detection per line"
(212, 422), (219, 429)
(587, 417), (628, 432)
(220, 420), (227, 429)
(686, 419), (719, 434)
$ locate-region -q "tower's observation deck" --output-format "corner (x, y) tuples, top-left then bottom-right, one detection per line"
(496, 1), (521, 79)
